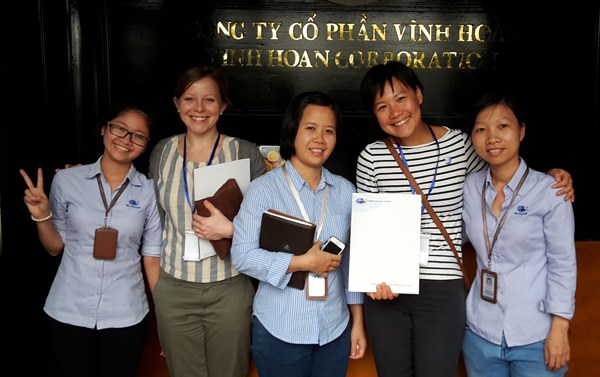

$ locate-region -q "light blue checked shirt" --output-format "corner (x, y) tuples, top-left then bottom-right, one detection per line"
(232, 162), (362, 345)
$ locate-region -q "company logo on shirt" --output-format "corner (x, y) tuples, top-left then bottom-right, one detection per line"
(514, 204), (528, 215)
(126, 199), (141, 208)
(445, 157), (452, 165)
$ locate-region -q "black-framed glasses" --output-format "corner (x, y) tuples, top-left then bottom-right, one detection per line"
(107, 122), (149, 147)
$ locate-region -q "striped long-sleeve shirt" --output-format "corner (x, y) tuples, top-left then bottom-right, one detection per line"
(355, 127), (485, 281)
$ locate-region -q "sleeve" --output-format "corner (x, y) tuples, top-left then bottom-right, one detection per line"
(48, 172), (68, 240)
(355, 145), (379, 193)
(147, 139), (168, 226)
(236, 138), (267, 180)
(541, 189), (577, 320)
(140, 180), (163, 257)
(463, 132), (487, 175)
(148, 138), (168, 181)
(231, 176), (295, 289)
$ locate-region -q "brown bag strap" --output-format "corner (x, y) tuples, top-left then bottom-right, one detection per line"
(383, 136), (471, 289)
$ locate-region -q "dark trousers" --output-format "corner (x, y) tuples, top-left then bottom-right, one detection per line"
(364, 279), (466, 377)
(47, 314), (146, 377)
(251, 316), (351, 377)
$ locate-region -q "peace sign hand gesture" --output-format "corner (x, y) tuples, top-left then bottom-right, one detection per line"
(20, 168), (51, 220)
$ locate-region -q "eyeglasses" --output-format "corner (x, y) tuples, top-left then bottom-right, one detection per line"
(107, 122), (149, 147)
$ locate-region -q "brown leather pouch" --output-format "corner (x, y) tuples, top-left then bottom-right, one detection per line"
(194, 178), (243, 260)
(93, 227), (118, 259)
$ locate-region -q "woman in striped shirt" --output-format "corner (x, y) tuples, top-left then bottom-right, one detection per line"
(149, 66), (266, 377)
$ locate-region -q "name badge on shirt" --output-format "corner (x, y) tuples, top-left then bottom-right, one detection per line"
(480, 268), (498, 304)
(306, 273), (328, 300)
(184, 229), (200, 261)
(419, 233), (430, 266)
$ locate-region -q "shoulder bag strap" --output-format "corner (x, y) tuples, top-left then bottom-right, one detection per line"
(383, 136), (471, 289)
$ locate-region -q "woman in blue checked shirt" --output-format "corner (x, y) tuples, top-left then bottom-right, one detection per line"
(232, 91), (367, 377)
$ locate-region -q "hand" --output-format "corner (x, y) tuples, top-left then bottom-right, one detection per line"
(191, 200), (233, 241)
(544, 316), (570, 371)
(349, 312), (367, 360)
(20, 168), (51, 219)
(547, 168), (574, 202)
(303, 241), (342, 277)
(54, 163), (81, 174)
(366, 282), (398, 300)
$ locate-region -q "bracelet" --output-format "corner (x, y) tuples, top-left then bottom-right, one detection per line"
(31, 211), (53, 223)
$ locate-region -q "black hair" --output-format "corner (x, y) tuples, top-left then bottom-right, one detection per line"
(113, 106), (152, 130)
(359, 61), (424, 115)
(469, 91), (526, 134)
(279, 91), (341, 160)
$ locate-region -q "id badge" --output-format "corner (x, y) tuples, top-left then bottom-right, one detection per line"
(93, 227), (118, 260)
(306, 273), (328, 300)
(183, 229), (200, 261)
(419, 233), (430, 266)
(480, 268), (498, 304)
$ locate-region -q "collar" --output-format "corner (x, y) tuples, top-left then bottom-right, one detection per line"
(87, 156), (140, 186)
(484, 157), (529, 193)
(284, 162), (332, 192)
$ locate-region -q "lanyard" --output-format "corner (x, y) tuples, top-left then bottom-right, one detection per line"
(96, 175), (130, 228)
(183, 132), (220, 214)
(395, 124), (440, 214)
(481, 168), (529, 269)
(282, 163), (328, 242)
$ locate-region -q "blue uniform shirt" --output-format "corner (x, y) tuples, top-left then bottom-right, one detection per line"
(44, 157), (162, 329)
(463, 159), (576, 347)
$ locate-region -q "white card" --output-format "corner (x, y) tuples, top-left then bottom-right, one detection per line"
(183, 230), (200, 261)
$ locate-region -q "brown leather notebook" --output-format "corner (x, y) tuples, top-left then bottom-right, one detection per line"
(194, 178), (243, 260)
(259, 209), (316, 290)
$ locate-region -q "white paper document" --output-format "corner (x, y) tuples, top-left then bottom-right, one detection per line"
(349, 192), (422, 294)
(193, 158), (251, 199)
(189, 159), (250, 260)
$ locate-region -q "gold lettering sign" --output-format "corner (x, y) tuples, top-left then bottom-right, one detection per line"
(195, 11), (501, 70)
(187, 9), (504, 112)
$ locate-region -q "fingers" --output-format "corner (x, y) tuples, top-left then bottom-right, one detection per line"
(203, 200), (222, 215)
(20, 168), (44, 191)
(36, 167), (44, 189)
(555, 187), (575, 202)
(372, 282), (397, 300)
(19, 169), (35, 190)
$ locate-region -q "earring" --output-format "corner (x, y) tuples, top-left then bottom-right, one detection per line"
(177, 109), (180, 113)
(220, 112), (223, 115)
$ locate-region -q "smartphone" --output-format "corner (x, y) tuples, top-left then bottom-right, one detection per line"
(321, 236), (345, 255)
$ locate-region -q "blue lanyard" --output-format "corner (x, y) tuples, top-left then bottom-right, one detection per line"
(395, 125), (440, 214)
(183, 132), (221, 214)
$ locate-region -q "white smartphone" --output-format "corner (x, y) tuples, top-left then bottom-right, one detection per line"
(321, 236), (345, 255)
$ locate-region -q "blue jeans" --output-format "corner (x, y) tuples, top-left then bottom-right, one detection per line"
(462, 327), (568, 377)
(251, 316), (350, 377)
